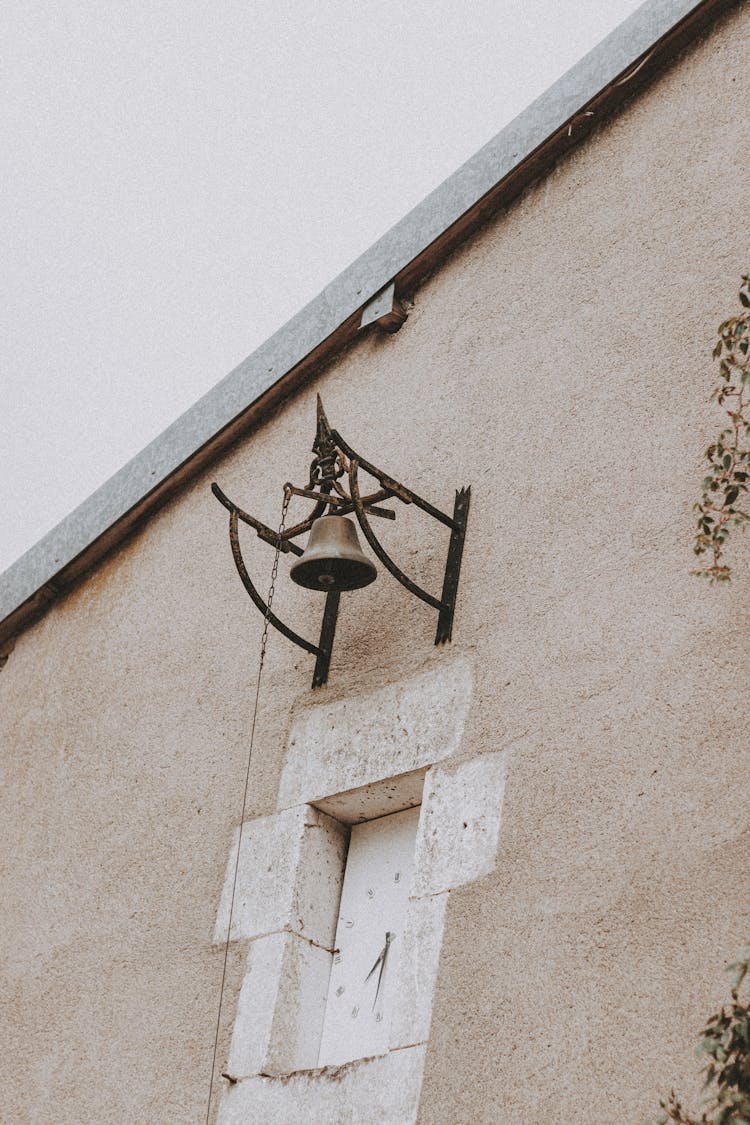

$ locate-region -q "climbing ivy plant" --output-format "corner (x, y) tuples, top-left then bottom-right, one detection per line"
(692, 276), (750, 582)
(654, 947), (750, 1125)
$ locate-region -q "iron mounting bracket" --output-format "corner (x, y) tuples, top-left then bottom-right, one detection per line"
(212, 397), (470, 687)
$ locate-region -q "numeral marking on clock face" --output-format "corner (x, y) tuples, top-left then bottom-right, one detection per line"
(342, 918), (354, 928)
(351, 1006), (359, 1019)
(367, 888), (374, 898)
(334, 953), (342, 964)
(394, 872), (401, 882)
(375, 1011), (383, 1023)
(336, 985), (345, 997)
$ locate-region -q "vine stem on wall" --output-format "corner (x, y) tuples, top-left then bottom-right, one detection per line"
(692, 275), (750, 583)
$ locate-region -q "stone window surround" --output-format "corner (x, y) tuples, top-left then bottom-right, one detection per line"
(212, 657), (508, 1124)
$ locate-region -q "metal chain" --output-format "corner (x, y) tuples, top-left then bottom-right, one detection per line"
(258, 485), (291, 664)
(204, 484), (292, 1125)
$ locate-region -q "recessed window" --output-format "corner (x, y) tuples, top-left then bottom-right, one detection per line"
(318, 807), (420, 1067)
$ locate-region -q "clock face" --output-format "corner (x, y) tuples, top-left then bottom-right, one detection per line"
(317, 806), (420, 1068)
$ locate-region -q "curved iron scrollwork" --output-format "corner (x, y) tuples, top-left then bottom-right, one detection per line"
(212, 396), (470, 686)
(348, 459), (442, 613)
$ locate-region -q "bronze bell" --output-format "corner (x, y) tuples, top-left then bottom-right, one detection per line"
(290, 515), (377, 591)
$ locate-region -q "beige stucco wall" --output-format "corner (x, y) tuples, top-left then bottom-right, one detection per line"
(3, 6), (750, 1122)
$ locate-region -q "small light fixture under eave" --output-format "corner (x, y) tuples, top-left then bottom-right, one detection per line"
(211, 396), (470, 688)
(358, 282), (408, 334)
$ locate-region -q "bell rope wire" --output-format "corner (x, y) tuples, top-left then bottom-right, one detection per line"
(204, 485), (292, 1125)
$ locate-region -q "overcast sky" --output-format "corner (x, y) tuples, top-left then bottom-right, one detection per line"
(2, 0), (644, 574)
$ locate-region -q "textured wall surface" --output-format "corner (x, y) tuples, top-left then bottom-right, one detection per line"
(3, 5), (750, 1122)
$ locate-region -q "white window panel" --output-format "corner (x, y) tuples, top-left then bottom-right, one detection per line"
(318, 806), (420, 1067)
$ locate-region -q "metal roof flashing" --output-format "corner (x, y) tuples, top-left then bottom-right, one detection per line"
(0, 0), (735, 649)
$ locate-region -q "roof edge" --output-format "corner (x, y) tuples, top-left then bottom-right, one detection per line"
(0, 0), (736, 647)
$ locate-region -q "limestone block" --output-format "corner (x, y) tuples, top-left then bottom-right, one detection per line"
(389, 891), (448, 1050)
(279, 657), (472, 810)
(214, 804), (347, 947)
(218, 1043), (427, 1125)
(412, 752), (508, 898)
(313, 767), (427, 825)
(226, 932), (332, 1079)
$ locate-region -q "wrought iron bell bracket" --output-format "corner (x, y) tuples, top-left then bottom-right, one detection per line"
(212, 397), (470, 687)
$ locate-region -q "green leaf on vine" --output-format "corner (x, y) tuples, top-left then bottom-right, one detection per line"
(693, 278), (750, 582)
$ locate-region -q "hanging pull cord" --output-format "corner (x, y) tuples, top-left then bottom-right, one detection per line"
(204, 486), (292, 1125)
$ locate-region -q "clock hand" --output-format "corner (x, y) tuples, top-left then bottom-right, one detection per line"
(364, 932), (392, 1009)
(364, 932), (390, 983)
(364, 942), (385, 984)
(373, 934), (390, 1008)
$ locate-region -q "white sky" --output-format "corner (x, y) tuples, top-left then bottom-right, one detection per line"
(1, 0), (644, 574)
